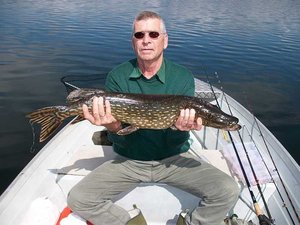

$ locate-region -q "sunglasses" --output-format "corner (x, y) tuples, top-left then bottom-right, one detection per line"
(133, 31), (163, 39)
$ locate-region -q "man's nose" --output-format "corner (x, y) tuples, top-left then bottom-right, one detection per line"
(142, 33), (151, 43)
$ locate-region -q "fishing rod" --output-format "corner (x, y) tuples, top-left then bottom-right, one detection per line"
(241, 91), (299, 225)
(242, 119), (297, 225)
(216, 73), (300, 224)
(255, 119), (300, 224)
(205, 74), (274, 225)
(212, 73), (273, 220)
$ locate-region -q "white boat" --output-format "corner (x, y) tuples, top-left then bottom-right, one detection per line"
(0, 78), (299, 225)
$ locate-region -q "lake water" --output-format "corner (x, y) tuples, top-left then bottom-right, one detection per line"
(0, 0), (299, 194)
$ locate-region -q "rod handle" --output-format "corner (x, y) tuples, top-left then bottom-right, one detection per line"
(254, 202), (263, 216)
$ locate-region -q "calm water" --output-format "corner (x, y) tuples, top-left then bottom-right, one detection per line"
(0, 0), (299, 194)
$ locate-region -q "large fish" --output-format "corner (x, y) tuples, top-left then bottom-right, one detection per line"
(26, 88), (241, 142)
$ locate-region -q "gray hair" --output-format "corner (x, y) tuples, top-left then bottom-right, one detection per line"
(133, 11), (167, 33)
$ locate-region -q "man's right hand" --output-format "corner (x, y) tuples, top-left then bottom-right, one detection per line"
(82, 97), (122, 132)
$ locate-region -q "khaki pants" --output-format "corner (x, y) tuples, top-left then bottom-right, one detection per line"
(67, 152), (239, 225)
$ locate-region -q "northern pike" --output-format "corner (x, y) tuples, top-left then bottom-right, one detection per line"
(26, 88), (241, 142)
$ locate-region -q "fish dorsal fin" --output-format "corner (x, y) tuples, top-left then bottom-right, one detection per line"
(66, 88), (105, 105)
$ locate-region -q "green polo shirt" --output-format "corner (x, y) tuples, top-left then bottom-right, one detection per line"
(105, 58), (195, 160)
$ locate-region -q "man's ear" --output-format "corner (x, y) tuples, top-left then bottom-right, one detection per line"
(164, 34), (168, 49)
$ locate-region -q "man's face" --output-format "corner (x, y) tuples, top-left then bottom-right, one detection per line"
(132, 18), (168, 63)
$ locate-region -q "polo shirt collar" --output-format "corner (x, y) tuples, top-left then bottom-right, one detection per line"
(129, 59), (166, 83)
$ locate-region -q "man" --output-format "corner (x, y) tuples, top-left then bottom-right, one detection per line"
(67, 11), (239, 225)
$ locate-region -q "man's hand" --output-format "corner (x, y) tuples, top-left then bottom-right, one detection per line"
(175, 109), (202, 131)
(82, 97), (122, 132)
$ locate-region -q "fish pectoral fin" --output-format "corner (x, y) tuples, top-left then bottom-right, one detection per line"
(170, 125), (178, 130)
(116, 125), (139, 135)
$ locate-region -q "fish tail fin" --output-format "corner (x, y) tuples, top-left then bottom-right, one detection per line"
(26, 106), (71, 142)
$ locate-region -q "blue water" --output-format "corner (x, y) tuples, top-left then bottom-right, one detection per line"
(0, 0), (299, 194)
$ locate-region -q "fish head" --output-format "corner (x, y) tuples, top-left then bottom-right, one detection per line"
(219, 115), (241, 131)
(205, 110), (241, 131)
(193, 101), (241, 131)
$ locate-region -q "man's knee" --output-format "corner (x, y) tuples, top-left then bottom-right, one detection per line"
(67, 185), (85, 211)
(220, 175), (240, 204)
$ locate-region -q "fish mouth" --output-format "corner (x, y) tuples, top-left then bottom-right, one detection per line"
(225, 124), (242, 131)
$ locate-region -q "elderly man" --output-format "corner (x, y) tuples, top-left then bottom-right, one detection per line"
(67, 11), (239, 225)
